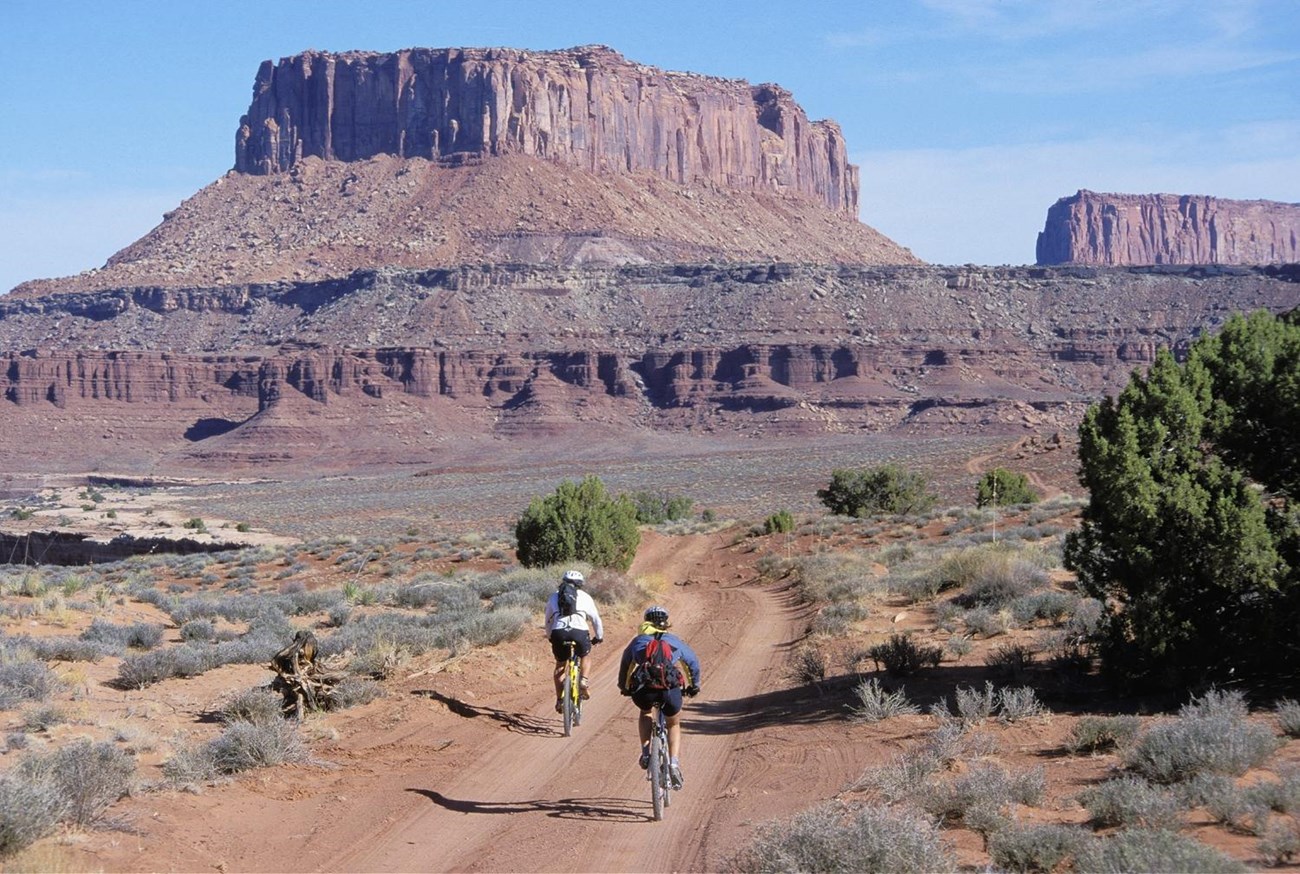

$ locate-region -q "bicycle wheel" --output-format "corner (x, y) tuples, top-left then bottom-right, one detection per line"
(648, 727), (665, 821)
(561, 665), (574, 737)
(570, 659), (583, 727)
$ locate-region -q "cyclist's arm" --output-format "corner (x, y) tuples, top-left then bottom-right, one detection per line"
(543, 594), (557, 635)
(676, 639), (702, 689)
(617, 641), (636, 692)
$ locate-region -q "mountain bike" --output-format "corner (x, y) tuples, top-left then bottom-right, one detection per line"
(560, 640), (582, 736)
(647, 704), (673, 820)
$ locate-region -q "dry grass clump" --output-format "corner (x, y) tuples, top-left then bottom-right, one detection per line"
(1122, 689), (1281, 784)
(723, 801), (956, 874)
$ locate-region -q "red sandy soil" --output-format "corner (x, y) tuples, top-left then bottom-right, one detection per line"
(22, 526), (1300, 873)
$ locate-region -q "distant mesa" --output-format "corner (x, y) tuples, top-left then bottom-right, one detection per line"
(1036, 189), (1300, 267)
(11, 45), (918, 298)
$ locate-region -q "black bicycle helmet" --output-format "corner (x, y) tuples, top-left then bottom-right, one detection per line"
(644, 605), (670, 628)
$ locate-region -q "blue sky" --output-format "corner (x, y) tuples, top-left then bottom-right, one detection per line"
(3, 0), (1298, 293)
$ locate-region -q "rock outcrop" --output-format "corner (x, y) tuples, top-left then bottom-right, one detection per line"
(1036, 190), (1300, 266)
(235, 45), (858, 215)
(3, 263), (1298, 471)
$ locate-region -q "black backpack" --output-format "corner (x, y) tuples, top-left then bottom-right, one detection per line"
(557, 581), (578, 616)
(633, 633), (681, 690)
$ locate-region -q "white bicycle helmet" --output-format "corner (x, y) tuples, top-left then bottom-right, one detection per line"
(562, 569), (585, 587)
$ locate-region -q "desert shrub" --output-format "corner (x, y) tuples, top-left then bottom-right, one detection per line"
(787, 645), (827, 686)
(219, 688), (284, 726)
(0, 657), (60, 709)
(817, 464), (938, 518)
(514, 475), (640, 570)
(791, 550), (883, 604)
(1074, 828), (1246, 873)
(628, 489), (694, 524)
(811, 601), (870, 635)
(998, 686), (1048, 723)
(944, 635), (973, 659)
(22, 705), (69, 733)
(849, 678), (920, 723)
(116, 644), (220, 688)
(12, 634), (113, 662)
(886, 565), (947, 604)
(1010, 590), (1077, 625)
(961, 606), (1009, 638)
(1078, 775), (1185, 830)
(179, 618), (217, 642)
(956, 556), (1046, 609)
(80, 619), (165, 650)
(945, 681), (998, 724)
(865, 634), (942, 676)
(976, 468), (1039, 507)
(988, 823), (1088, 874)
(724, 801), (955, 873)
(166, 719), (307, 785)
(1276, 698), (1300, 738)
(1123, 689), (1281, 783)
(327, 603), (351, 628)
(985, 642), (1035, 680)
(580, 567), (645, 608)
(763, 510), (795, 535)
(918, 762), (1045, 823)
(330, 677), (385, 709)
(0, 772), (67, 857)
(1243, 769), (1300, 815)
(1257, 818), (1300, 867)
(1067, 715), (1142, 754)
(16, 740), (135, 827)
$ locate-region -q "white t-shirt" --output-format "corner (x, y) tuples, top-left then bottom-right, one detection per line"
(544, 588), (604, 639)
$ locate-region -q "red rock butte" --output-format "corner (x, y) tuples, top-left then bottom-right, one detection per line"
(1037, 190), (1300, 266)
(12, 45), (917, 299)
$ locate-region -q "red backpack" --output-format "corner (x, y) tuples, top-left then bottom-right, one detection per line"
(634, 633), (681, 690)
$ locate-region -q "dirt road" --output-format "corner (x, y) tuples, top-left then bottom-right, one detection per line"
(74, 531), (875, 873)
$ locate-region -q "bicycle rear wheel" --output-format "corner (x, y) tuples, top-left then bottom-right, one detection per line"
(570, 659), (583, 727)
(561, 667), (574, 737)
(649, 728), (665, 821)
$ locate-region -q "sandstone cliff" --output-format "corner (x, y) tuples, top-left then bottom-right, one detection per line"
(3, 264), (1298, 472)
(1036, 190), (1300, 266)
(235, 45), (858, 215)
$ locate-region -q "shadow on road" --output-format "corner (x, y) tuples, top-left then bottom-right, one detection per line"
(410, 789), (650, 822)
(413, 689), (558, 736)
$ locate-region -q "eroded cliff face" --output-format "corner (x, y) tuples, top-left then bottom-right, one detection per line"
(3, 263), (1298, 471)
(234, 45), (858, 215)
(1036, 190), (1300, 266)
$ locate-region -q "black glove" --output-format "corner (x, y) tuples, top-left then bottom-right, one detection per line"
(685, 685), (700, 698)
(620, 688), (631, 696)
(592, 637), (603, 645)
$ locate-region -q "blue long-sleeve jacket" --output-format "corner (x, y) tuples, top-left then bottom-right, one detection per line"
(617, 621), (702, 693)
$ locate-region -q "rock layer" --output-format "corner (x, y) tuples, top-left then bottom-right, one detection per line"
(1037, 190), (1300, 266)
(3, 263), (1298, 471)
(235, 45), (858, 215)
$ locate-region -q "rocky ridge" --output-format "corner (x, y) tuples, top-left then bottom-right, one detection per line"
(1037, 189), (1300, 266)
(236, 45), (858, 214)
(3, 263), (1298, 472)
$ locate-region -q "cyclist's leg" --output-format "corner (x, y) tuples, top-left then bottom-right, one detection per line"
(631, 689), (657, 765)
(661, 688), (685, 761)
(548, 632), (569, 699)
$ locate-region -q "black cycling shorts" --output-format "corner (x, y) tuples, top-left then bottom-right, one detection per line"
(631, 686), (684, 717)
(549, 627), (592, 660)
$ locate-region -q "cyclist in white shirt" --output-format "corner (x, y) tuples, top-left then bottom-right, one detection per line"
(544, 570), (604, 713)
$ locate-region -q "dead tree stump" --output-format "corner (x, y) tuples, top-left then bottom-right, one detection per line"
(269, 630), (345, 720)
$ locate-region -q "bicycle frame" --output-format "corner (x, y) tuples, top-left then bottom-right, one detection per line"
(561, 640), (582, 736)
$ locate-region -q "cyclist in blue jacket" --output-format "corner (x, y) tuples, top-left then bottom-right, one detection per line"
(617, 605), (701, 790)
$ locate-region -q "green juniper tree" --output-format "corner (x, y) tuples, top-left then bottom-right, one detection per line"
(976, 468), (1038, 507)
(1065, 310), (1300, 690)
(817, 464), (937, 518)
(514, 475), (640, 571)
